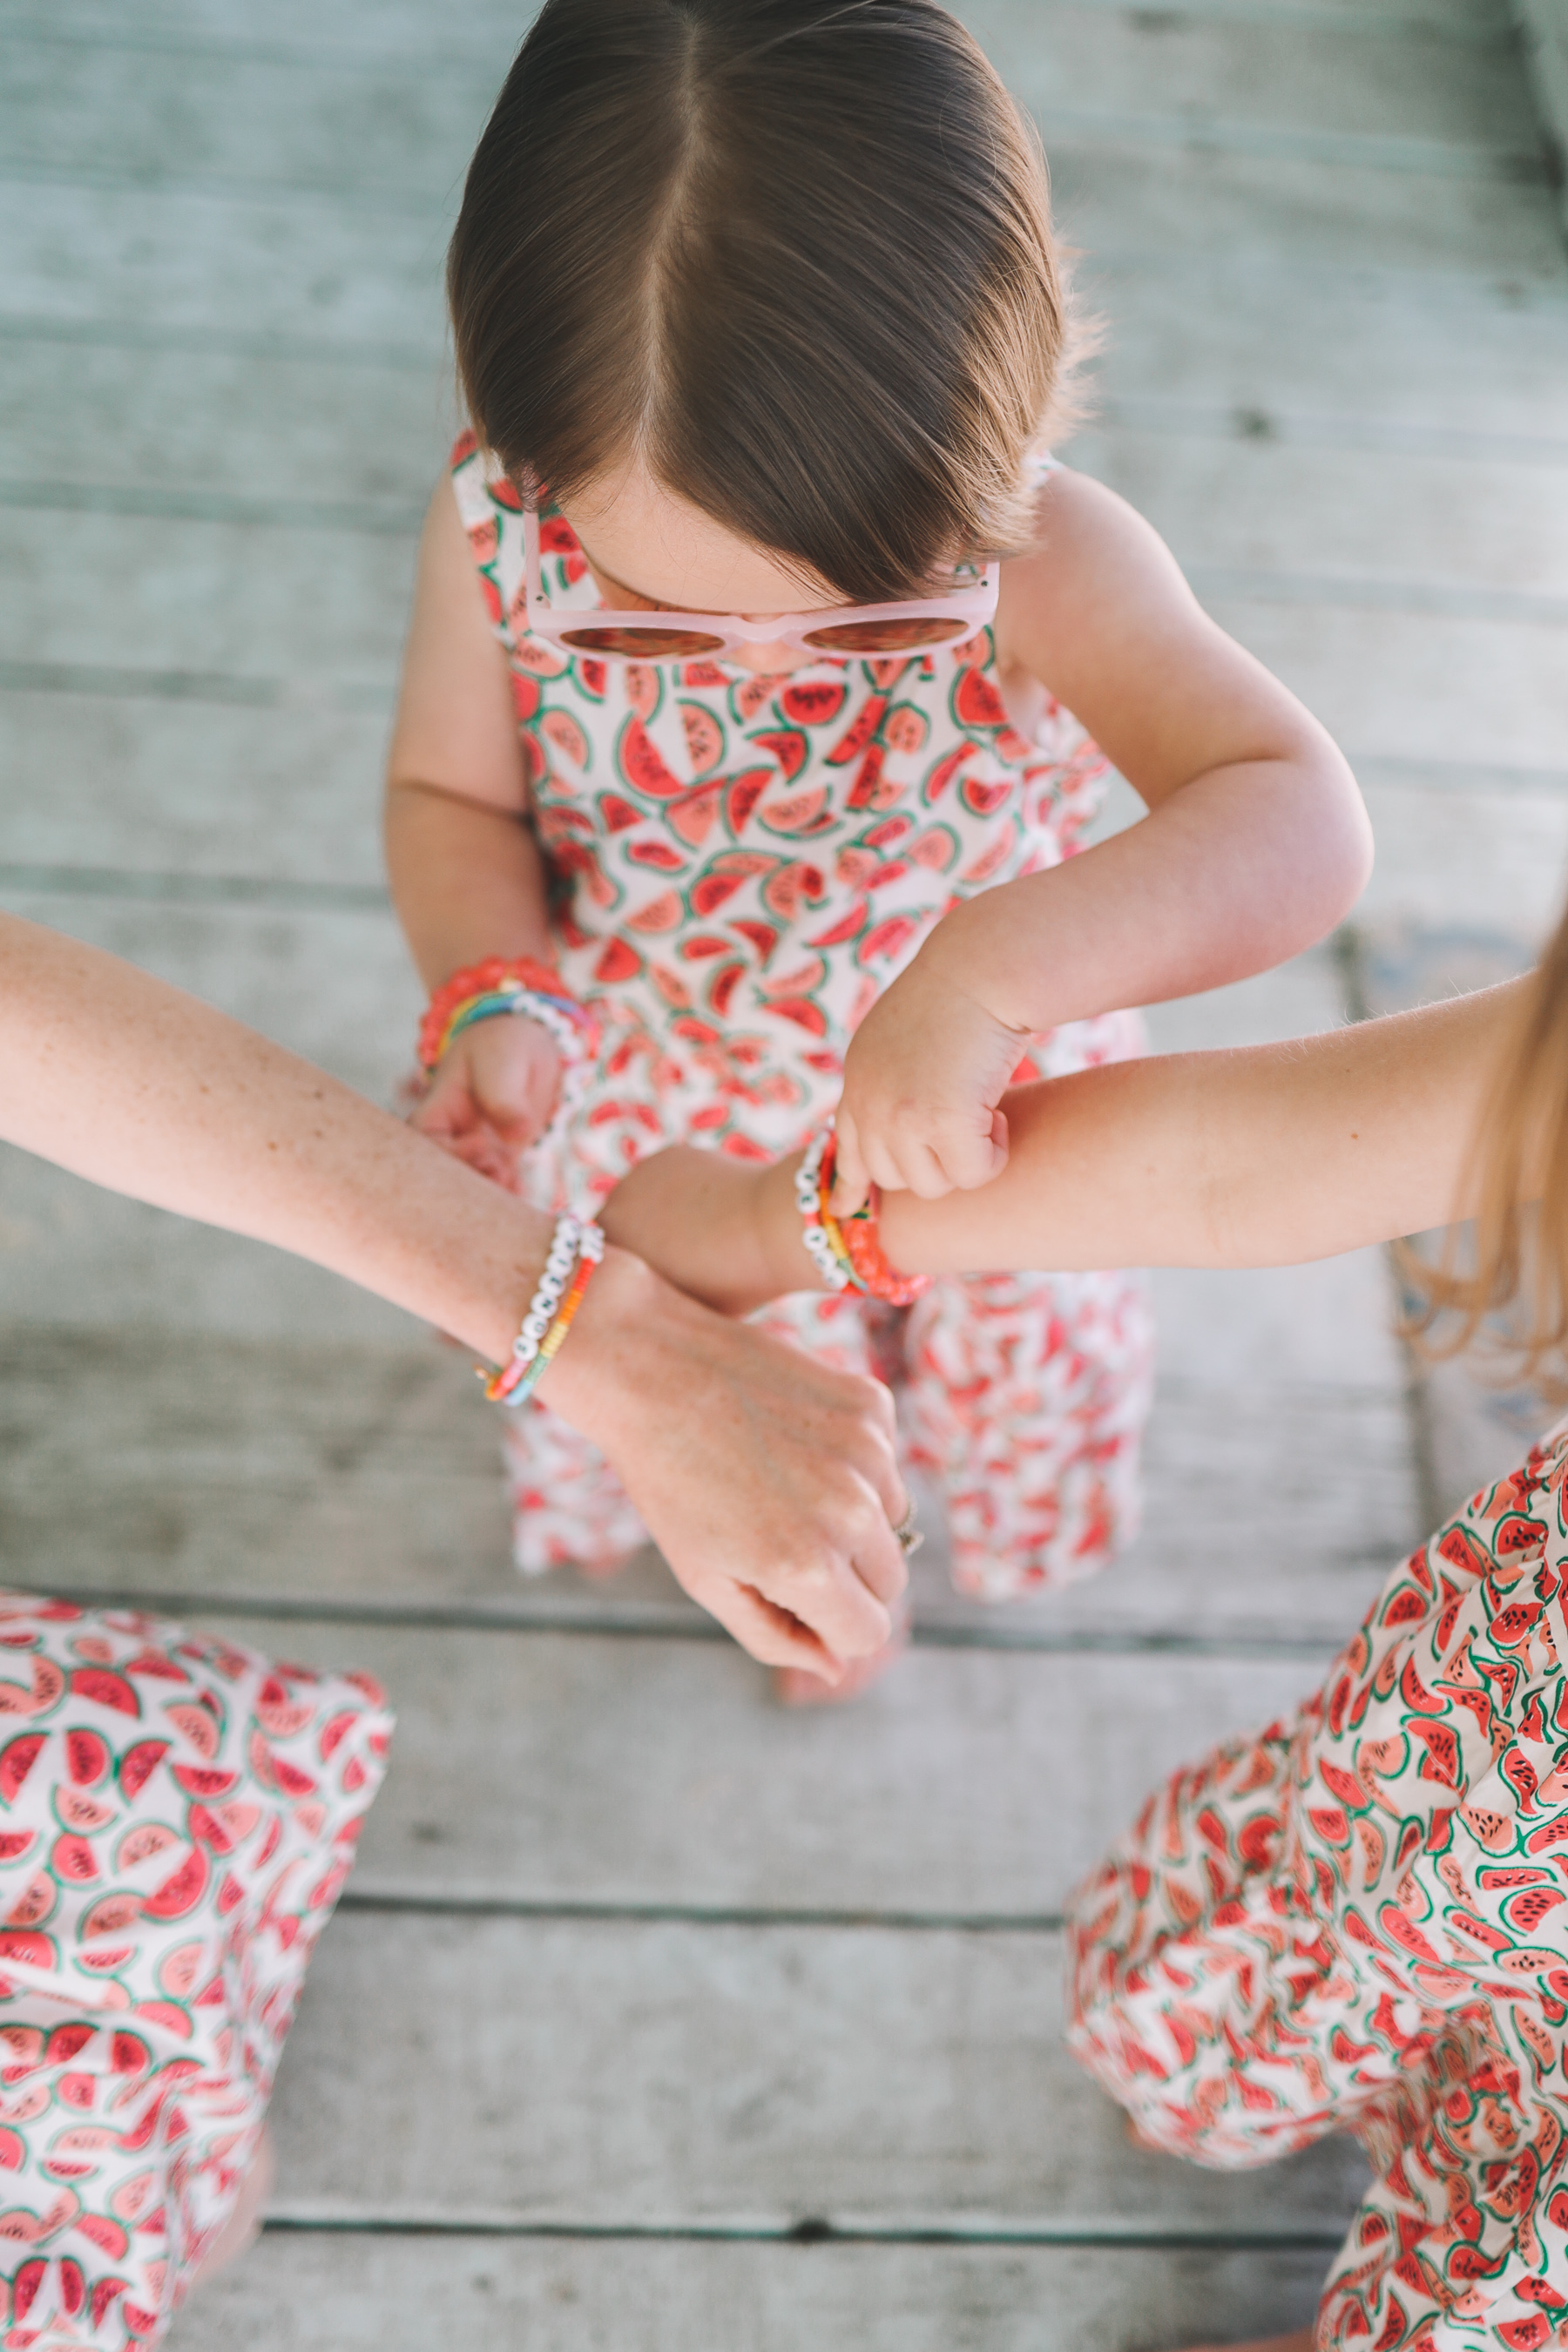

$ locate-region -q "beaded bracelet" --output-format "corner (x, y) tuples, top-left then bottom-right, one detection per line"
(484, 1213), (605, 1407)
(794, 1124), (931, 1308)
(418, 956), (599, 1146)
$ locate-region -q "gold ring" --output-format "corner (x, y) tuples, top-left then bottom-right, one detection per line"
(892, 1503), (923, 1558)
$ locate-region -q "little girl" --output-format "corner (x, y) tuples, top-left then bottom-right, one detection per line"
(386, 0), (1370, 1680)
(600, 897), (1568, 2351)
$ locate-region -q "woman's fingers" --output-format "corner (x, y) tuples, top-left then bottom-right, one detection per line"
(704, 1580), (847, 1681)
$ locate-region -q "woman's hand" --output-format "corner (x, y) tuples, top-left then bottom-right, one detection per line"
(410, 1017), (562, 1192)
(544, 1252), (909, 1681)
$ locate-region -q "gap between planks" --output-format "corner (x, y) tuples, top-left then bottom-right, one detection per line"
(15, 1583), (1346, 1659)
(254, 2212), (1349, 2251)
(339, 1890), (1070, 1935)
(0, 2), (1521, 64)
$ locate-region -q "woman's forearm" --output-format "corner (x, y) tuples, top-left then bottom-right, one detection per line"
(882, 980), (1519, 1275)
(0, 911), (566, 1369)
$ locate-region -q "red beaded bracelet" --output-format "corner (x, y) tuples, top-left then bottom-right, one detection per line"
(819, 1132), (930, 1308)
(417, 955), (588, 1073)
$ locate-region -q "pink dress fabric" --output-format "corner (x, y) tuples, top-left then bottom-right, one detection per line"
(1069, 1423), (1568, 2352)
(451, 435), (1153, 1598)
(0, 1593), (391, 2350)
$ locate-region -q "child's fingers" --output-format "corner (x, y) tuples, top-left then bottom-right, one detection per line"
(928, 1114), (1011, 1193)
(884, 1137), (955, 1200)
(427, 1122), (524, 1193)
(828, 1106), (871, 1215)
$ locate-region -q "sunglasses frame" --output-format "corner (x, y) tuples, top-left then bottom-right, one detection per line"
(522, 507), (999, 666)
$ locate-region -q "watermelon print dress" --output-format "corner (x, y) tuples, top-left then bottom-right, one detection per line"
(0, 1591), (390, 2350)
(1069, 1422), (1568, 2352)
(449, 435), (1153, 1598)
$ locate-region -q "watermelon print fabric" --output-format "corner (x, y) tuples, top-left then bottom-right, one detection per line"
(449, 435), (1152, 1598)
(1069, 1422), (1568, 2352)
(0, 1593), (391, 2350)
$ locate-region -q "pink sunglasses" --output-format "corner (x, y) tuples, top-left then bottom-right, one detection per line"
(524, 508), (999, 665)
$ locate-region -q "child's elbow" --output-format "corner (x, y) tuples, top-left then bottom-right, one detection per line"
(1300, 747), (1375, 930)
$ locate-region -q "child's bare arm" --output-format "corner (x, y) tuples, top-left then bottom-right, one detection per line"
(385, 482), (563, 1185)
(604, 981), (1517, 1309)
(0, 913), (910, 1679)
(831, 466), (1374, 1212)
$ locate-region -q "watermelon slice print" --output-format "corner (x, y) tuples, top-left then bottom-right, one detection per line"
(725, 767), (771, 836)
(827, 694), (888, 768)
(730, 674), (781, 726)
(627, 840), (686, 873)
(679, 703), (726, 775)
(598, 792), (641, 834)
(542, 709), (590, 770)
(750, 728), (808, 781)
(0, 1734), (44, 1805)
(760, 787), (834, 837)
(625, 666), (661, 720)
(667, 783), (721, 848)
(883, 702), (929, 755)
(954, 665), (1008, 730)
(619, 717), (686, 799)
(781, 680), (845, 728)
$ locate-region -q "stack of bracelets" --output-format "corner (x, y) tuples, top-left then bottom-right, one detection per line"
(417, 955), (600, 1145)
(484, 1210), (605, 1407)
(418, 956), (605, 1408)
(794, 1122), (931, 1308)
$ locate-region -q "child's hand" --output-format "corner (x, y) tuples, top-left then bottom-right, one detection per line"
(601, 1145), (814, 1316)
(410, 1016), (562, 1193)
(831, 941), (1025, 1213)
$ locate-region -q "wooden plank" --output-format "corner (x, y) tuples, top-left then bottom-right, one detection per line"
(964, 0), (1538, 152)
(9, 350), (1566, 596)
(0, 2), (1536, 189)
(1091, 258), (1568, 443)
(0, 507), (414, 690)
(0, 694), (393, 886)
(1199, 597), (1568, 773)
(0, 182), (449, 348)
(172, 2234), (1334, 2352)
(0, 41), (497, 206)
(262, 1910), (1370, 2232)
(0, 1321), (1411, 1646)
(1073, 430), (1568, 598)
(1356, 773), (1568, 942)
(1051, 142), (1567, 276)
(0, 338), (452, 510)
(147, 1612), (1328, 1915)
(6, 504), (1565, 760)
(5, 181), (1565, 439)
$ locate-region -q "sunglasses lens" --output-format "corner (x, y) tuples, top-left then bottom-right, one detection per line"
(801, 616), (973, 654)
(559, 625), (728, 659)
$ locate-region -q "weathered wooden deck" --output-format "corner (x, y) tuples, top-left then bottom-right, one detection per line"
(3, 2), (1566, 2342)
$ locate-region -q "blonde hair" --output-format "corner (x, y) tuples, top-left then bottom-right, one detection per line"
(1404, 901), (1568, 1395)
(448, 0), (1078, 601)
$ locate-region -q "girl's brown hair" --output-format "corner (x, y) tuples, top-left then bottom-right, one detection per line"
(1406, 902), (1568, 1394)
(447, 0), (1073, 603)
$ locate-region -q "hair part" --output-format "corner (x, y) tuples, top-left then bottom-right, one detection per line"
(1402, 905), (1568, 1399)
(448, 0), (1078, 601)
